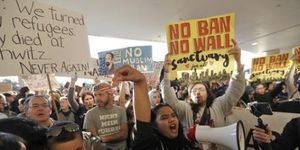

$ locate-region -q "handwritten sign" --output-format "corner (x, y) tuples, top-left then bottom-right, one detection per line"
(98, 46), (153, 76)
(55, 58), (100, 79)
(0, 83), (12, 92)
(166, 13), (235, 80)
(250, 53), (290, 82)
(0, 0), (91, 76)
(21, 74), (60, 91)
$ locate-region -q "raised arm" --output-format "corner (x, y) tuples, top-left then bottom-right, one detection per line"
(67, 75), (80, 111)
(214, 39), (245, 114)
(286, 55), (297, 98)
(160, 53), (189, 116)
(112, 65), (150, 123)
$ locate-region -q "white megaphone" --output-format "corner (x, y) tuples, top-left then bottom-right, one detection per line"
(195, 120), (245, 150)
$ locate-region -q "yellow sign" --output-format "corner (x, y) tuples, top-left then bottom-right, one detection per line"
(250, 53), (290, 82)
(166, 13), (235, 80)
(294, 46), (300, 69)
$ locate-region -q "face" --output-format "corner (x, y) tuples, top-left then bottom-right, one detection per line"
(60, 99), (69, 110)
(152, 92), (161, 106)
(83, 95), (94, 109)
(190, 83), (208, 105)
(0, 97), (6, 112)
(94, 89), (112, 108)
(105, 54), (113, 66)
(26, 97), (51, 123)
(18, 102), (25, 113)
(5, 96), (14, 104)
(255, 84), (266, 95)
(50, 137), (85, 150)
(156, 106), (179, 139)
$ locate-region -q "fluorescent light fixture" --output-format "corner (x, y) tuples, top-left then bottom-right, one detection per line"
(251, 42), (258, 46)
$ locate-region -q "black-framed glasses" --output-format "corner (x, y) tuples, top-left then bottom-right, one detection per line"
(47, 122), (80, 138)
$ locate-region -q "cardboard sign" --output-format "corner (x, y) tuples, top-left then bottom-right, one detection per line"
(21, 74), (60, 91)
(55, 58), (100, 79)
(166, 13), (235, 80)
(0, 0), (91, 75)
(0, 83), (12, 92)
(98, 46), (153, 76)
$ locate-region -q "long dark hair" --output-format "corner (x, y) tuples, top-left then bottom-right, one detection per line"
(151, 104), (192, 149)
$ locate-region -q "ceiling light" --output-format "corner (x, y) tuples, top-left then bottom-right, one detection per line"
(251, 42), (258, 46)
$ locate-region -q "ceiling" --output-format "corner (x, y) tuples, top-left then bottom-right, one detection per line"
(35, 0), (300, 54)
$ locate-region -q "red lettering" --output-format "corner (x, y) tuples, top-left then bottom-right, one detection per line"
(169, 24), (179, 40)
(170, 41), (179, 55)
(220, 16), (231, 33)
(193, 38), (205, 52)
(180, 40), (189, 54)
(207, 36), (216, 50)
(210, 18), (219, 34)
(197, 20), (209, 36)
(180, 23), (191, 38)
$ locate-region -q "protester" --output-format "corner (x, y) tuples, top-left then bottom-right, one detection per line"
(24, 95), (54, 128)
(112, 65), (195, 150)
(57, 96), (76, 122)
(253, 117), (300, 149)
(68, 75), (95, 129)
(47, 121), (86, 150)
(83, 82), (128, 149)
(0, 132), (27, 150)
(14, 86), (30, 114)
(0, 94), (17, 117)
(0, 117), (47, 150)
(160, 39), (245, 131)
(148, 89), (161, 108)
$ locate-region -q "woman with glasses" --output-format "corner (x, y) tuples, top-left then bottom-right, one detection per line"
(160, 40), (245, 148)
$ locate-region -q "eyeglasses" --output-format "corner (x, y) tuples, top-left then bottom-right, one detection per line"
(192, 88), (206, 93)
(47, 122), (80, 138)
(30, 103), (49, 109)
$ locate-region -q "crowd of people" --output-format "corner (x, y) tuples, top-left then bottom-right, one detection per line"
(0, 40), (300, 150)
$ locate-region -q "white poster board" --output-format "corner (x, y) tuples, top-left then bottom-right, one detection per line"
(0, 0), (91, 76)
(55, 58), (101, 79)
(21, 74), (60, 91)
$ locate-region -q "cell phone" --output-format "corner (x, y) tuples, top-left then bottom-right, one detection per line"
(249, 102), (273, 116)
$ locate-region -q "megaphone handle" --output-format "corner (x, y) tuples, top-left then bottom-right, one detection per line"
(255, 118), (272, 150)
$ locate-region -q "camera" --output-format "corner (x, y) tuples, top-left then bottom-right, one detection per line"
(248, 102), (273, 117)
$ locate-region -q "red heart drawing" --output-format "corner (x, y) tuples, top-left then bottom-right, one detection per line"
(185, 64), (190, 68)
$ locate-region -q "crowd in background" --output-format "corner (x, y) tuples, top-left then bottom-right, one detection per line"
(0, 41), (300, 150)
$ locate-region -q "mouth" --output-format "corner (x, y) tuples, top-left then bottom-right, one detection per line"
(169, 124), (177, 133)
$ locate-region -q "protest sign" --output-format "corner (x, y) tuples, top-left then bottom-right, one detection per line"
(0, 83), (12, 92)
(0, 0), (91, 76)
(143, 61), (164, 88)
(21, 74), (60, 91)
(250, 53), (290, 82)
(98, 46), (153, 76)
(166, 13), (235, 80)
(294, 46), (300, 69)
(55, 58), (101, 79)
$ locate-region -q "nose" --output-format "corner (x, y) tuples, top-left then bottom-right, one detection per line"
(168, 116), (175, 123)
